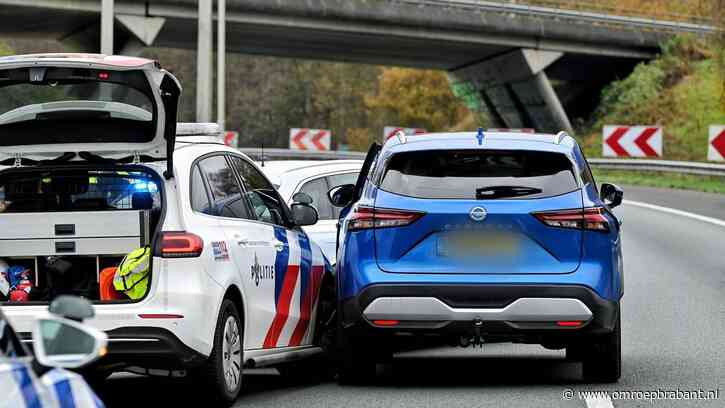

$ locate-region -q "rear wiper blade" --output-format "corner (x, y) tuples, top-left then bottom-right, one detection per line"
(476, 185), (542, 199)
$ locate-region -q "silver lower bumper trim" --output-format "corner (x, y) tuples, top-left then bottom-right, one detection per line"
(362, 297), (592, 322)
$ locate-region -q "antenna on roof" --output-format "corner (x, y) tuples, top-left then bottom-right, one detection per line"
(260, 140), (265, 167)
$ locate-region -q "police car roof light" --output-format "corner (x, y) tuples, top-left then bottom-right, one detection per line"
(176, 123), (222, 137)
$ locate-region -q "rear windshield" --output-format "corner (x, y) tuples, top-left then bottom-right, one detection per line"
(0, 68), (156, 146)
(379, 150), (578, 200)
(0, 169), (161, 213)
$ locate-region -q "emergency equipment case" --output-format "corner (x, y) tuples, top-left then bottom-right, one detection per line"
(0, 210), (150, 285)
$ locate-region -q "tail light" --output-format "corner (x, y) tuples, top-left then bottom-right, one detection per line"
(348, 206), (424, 231)
(156, 232), (204, 258)
(533, 207), (610, 232)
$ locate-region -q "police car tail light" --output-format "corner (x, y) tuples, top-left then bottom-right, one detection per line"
(157, 232), (204, 258)
(348, 206), (424, 231)
(533, 207), (610, 232)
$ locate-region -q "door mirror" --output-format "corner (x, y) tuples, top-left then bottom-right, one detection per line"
(292, 191), (314, 205)
(328, 184), (355, 208)
(32, 317), (108, 369)
(600, 183), (623, 208)
(291, 203), (319, 226)
(48, 295), (94, 322)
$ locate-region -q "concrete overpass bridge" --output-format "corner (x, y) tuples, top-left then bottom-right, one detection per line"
(0, 0), (716, 132)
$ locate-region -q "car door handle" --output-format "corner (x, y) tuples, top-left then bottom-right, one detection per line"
(235, 237), (284, 250)
(272, 240), (287, 252)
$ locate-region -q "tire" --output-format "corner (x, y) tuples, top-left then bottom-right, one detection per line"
(336, 328), (377, 385)
(580, 312), (622, 383)
(200, 299), (244, 405)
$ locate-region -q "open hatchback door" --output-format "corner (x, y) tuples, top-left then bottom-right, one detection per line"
(0, 54), (181, 177)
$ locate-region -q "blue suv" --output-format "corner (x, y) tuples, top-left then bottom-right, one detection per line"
(329, 130), (624, 384)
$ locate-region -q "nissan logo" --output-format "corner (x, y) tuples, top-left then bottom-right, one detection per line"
(469, 206), (487, 222)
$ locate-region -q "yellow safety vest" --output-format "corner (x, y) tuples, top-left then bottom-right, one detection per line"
(114, 246), (150, 300)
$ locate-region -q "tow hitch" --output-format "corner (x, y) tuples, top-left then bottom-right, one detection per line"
(459, 318), (486, 348)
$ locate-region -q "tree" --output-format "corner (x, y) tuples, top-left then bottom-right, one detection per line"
(365, 68), (473, 133)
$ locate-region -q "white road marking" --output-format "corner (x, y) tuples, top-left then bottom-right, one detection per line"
(623, 200), (725, 228)
(584, 396), (615, 408)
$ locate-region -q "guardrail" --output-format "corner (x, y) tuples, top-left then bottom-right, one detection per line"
(240, 148), (367, 161)
(240, 148), (725, 176)
(588, 158), (725, 177)
(397, 0), (718, 34)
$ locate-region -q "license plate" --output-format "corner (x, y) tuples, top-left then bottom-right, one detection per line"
(437, 231), (518, 257)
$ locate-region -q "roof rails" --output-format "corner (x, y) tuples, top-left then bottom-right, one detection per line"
(395, 129), (407, 144)
(553, 131), (570, 144)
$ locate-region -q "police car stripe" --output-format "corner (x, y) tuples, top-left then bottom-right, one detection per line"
(66, 369), (106, 408)
(289, 264), (324, 346)
(52, 377), (75, 408)
(10, 364), (41, 408)
(272, 227), (290, 305)
(263, 265), (299, 348)
(297, 234), (312, 305)
(288, 234), (313, 346)
(264, 227), (300, 348)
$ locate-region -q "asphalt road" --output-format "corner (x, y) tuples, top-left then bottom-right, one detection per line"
(96, 187), (725, 407)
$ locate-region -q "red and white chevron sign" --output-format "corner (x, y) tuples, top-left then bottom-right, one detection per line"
(384, 126), (426, 142)
(707, 125), (725, 161)
(289, 128), (331, 151)
(603, 126), (662, 158)
(223, 131), (238, 147)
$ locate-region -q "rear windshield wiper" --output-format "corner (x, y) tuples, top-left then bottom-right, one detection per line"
(475, 185), (542, 199)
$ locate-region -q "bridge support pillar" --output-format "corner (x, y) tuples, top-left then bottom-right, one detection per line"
(59, 14), (165, 56)
(450, 49), (572, 133)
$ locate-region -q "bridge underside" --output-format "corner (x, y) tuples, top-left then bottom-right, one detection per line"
(0, 0), (659, 132)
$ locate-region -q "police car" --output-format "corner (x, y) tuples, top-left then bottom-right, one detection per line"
(0, 54), (333, 404)
(1, 296), (108, 408)
(260, 160), (362, 264)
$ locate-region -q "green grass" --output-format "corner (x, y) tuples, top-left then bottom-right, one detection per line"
(592, 169), (725, 194)
(580, 36), (725, 162)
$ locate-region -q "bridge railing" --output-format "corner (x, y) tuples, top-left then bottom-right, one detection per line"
(392, 0), (718, 34)
(513, 0), (714, 25)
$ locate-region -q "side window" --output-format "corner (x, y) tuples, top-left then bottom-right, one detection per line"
(299, 178), (332, 220)
(190, 165), (211, 214)
(229, 156), (289, 227)
(197, 155), (251, 220)
(327, 172), (359, 218)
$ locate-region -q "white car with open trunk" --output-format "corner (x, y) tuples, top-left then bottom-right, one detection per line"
(0, 54), (333, 405)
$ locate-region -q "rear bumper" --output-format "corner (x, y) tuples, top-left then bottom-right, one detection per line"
(340, 284), (619, 340)
(20, 326), (207, 370)
(100, 327), (207, 369)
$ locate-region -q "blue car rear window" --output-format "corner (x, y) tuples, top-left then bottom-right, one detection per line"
(379, 150), (578, 200)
